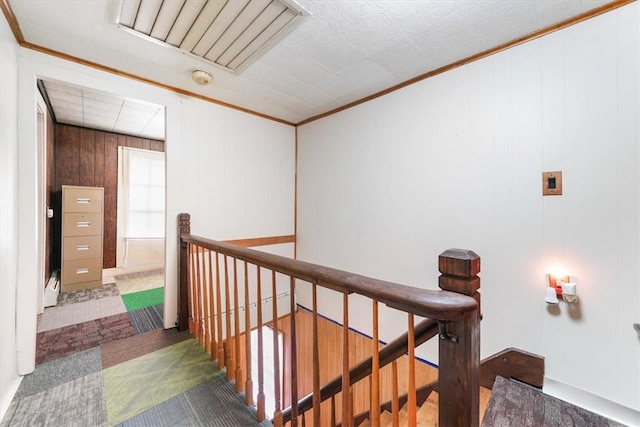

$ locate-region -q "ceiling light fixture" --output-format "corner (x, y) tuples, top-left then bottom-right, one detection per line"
(192, 70), (212, 86)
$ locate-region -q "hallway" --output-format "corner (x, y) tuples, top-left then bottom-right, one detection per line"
(2, 273), (268, 426)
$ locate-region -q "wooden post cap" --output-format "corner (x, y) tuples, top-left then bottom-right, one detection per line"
(439, 249), (480, 295)
(178, 213), (191, 225)
(439, 249), (480, 278)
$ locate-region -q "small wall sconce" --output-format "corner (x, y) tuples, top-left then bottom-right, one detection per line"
(546, 273), (577, 304)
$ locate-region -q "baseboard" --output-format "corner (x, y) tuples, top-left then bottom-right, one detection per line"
(0, 376), (23, 423)
(543, 377), (640, 426)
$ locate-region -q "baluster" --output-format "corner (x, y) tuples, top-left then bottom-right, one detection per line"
(202, 249), (211, 353)
(331, 396), (336, 427)
(342, 292), (351, 427)
(207, 249), (218, 361)
(272, 270), (283, 427)
(244, 261), (254, 406)
(407, 314), (416, 427)
(224, 255), (233, 380)
(350, 389), (354, 424)
(256, 266), (266, 421)
(234, 258), (243, 391)
(289, 276), (299, 427)
(371, 300), (380, 426)
(215, 252), (225, 367)
(189, 244), (197, 335)
(392, 360), (399, 427)
(195, 246), (203, 345)
(312, 282), (320, 427)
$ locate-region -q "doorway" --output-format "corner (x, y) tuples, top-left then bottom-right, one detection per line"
(34, 79), (168, 360)
(35, 92), (50, 313)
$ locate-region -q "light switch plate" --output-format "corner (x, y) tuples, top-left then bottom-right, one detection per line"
(542, 171), (562, 196)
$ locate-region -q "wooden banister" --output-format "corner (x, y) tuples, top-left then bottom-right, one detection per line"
(180, 234), (477, 321)
(177, 214), (481, 426)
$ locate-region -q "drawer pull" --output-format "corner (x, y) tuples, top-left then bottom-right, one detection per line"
(76, 245), (90, 251)
(76, 268), (89, 274)
(76, 221), (90, 227)
(76, 198), (91, 204)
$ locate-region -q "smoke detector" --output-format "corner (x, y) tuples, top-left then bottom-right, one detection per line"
(192, 70), (212, 86)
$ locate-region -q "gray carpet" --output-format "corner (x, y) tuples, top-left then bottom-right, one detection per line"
(4, 336), (271, 427)
(128, 304), (164, 334)
(2, 372), (106, 427)
(115, 269), (165, 281)
(15, 347), (102, 399)
(482, 376), (625, 427)
(118, 375), (272, 427)
(56, 283), (121, 306)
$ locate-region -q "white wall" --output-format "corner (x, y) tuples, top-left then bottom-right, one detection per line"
(297, 3), (639, 422)
(0, 10), (21, 421)
(5, 43), (295, 417)
(178, 96), (295, 240)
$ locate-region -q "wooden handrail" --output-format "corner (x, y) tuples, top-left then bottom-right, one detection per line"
(282, 318), (439, 422)
(181, 234), (477, 322)
(178, 213), (481, 426)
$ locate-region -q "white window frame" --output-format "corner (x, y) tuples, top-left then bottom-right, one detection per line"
(116, 146), (165, 268)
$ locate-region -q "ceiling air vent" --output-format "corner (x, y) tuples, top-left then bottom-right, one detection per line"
(117, 0), (308, 74)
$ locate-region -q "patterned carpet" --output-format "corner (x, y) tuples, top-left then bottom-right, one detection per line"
(2, 273), (270, 426)
(481, 376), (625, 427)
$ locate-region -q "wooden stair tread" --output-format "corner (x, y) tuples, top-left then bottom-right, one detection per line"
(398, 402), (409, 426)
(479, 386), (492, 422)
(379, 410), (393, 425)
(417, 391), (438, 426)
(355, 386), (493, 427)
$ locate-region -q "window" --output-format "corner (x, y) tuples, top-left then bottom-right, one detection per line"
(119, 147), (165, 238)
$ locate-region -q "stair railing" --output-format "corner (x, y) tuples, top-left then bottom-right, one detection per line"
(178, 213), (481, 426)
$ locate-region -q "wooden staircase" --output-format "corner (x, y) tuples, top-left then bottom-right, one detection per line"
(177, 213), (548, 426)
(347, 347), (544, 427)
(358, 387), (492, 426)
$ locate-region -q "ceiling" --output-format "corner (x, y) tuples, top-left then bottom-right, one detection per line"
(41, 80), (165, 140)
(10, 0), (616, 126)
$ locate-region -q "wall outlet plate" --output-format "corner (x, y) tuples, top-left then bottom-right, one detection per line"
(543, 171), (562, 196)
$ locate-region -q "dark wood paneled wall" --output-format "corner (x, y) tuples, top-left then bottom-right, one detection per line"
(53, 124), (164, 269)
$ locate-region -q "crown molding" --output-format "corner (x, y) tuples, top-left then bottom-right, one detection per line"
(296, 0), (636, 126)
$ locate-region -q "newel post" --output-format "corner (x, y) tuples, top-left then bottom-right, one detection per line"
(438, 249), (481, 427)
(177, 213), (191, 331)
